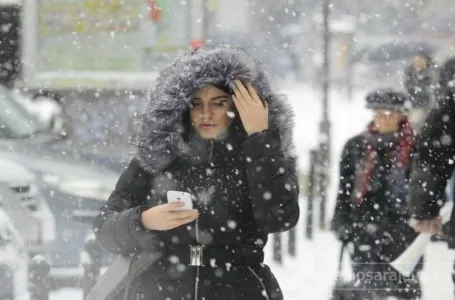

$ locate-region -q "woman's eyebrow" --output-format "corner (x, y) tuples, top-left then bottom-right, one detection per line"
(210, 96), (229, 101)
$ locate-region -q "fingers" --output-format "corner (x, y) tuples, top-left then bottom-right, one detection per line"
(168, 215), (199, 229)
(412, 221), (421, 232)
(246, 83), (262, 104)
(413, 220), (428, 233)
(232, 80), (265, 108)
(413, 219), (443, 234)
(233, 80), (251, 104)
(168, 209), (199, 220)
(419, 220), (431, 233)
(160, 202), (186, 211)
(232, 94), (246, 112)
(427, 219), (442, 234)
(423, 220), (432, 233)
(433, 218), (443, 234)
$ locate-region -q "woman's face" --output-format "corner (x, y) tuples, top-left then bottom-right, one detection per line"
(373, 109), (405, 133)
(190, 85), (235, 139)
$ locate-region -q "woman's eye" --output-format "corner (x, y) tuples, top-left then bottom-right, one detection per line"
(212, 102), (225, 107)
(191, 102), (201, 107)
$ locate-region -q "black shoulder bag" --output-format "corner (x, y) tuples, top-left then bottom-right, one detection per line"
(330, 243), (364, 300)
(85, 250), (162, 300)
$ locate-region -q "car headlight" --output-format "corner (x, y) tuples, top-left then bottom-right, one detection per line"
(41, 174), (113, 201)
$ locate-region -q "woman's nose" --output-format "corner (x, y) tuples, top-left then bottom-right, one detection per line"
(200, 105), (213, 119)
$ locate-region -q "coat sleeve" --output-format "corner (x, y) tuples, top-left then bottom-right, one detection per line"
(331, 139), (356, 237)
(242, 129), (300, 234)
(408, 93), (455, 219)
(93, 158), (157, 254)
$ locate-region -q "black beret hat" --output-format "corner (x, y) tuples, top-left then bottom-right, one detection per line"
(366, 89), (411, 113)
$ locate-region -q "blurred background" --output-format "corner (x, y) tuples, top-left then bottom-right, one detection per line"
(1, 0), (455, 299)
(4, 0), (455, 145)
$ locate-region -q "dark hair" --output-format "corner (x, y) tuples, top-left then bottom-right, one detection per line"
(211, 82), (233, 95)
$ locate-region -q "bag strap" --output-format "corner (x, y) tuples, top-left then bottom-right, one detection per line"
(123, 252), (139, 300)
(121, 250), (161, 300)
(336, 242), (347, 276)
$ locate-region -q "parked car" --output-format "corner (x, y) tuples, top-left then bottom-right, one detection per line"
(0, 159), (55, 258)
(5, 84), (129, 172)
(11, 88), (63, 134)
(0, 85), (118, 288)
(0, 206), (29, 300)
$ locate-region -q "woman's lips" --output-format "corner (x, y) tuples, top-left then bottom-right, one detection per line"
(199, 124), (217, 130)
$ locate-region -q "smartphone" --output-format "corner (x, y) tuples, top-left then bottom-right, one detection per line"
(167, 191), (193, 211)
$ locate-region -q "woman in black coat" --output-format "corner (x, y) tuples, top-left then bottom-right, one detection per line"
(93, 44), (300, 300)
(331, 89), (421, 300)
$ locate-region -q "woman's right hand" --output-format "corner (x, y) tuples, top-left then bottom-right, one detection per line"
(140, 202), (199, 231)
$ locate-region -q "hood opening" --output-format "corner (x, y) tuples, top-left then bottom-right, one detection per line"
(133, 44), (297, 175)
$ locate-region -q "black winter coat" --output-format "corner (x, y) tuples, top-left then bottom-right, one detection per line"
(332, 132), (421, 298)
(93, 45), (300, 300)
(408, 88), (455, 247)
(332, 133), (418, 260)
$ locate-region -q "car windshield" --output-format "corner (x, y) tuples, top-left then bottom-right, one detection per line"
(0, 86), (43, 138)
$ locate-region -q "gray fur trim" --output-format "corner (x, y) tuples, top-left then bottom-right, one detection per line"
(132, 44), (297, 175)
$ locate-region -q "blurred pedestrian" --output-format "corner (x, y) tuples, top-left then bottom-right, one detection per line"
(404, 53), (436, 130)
(408, 57), (455, 297)
(332, 89), (421, 300)
(93, 44), (299, 300)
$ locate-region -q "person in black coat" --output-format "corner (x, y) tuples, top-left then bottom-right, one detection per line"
(404, 53), (435, 108)
(408, 57), (455, 239)
(404, 53), (437, 131)
(332, 89), (421, 299)
(408, 57), (455, 295)
(93, 44), (300, 300)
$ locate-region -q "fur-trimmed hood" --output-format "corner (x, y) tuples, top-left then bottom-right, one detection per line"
(133, 44), (296, 175)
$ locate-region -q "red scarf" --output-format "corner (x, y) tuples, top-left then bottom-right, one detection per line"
(353, 119), (414, 205)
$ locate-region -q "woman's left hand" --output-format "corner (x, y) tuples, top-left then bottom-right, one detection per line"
(232, 80), (269, 135)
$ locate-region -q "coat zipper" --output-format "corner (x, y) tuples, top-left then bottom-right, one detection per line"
(194, 140), (213, 299)
(208, 140), (214, 161)
(194, 217), (200, 300)
(248, 266), (271, 300)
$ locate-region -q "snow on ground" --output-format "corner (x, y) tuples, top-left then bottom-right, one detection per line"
(51, 232), (455, 300)
(50, 85), (455, 299)
(267, 208), (455, 300)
